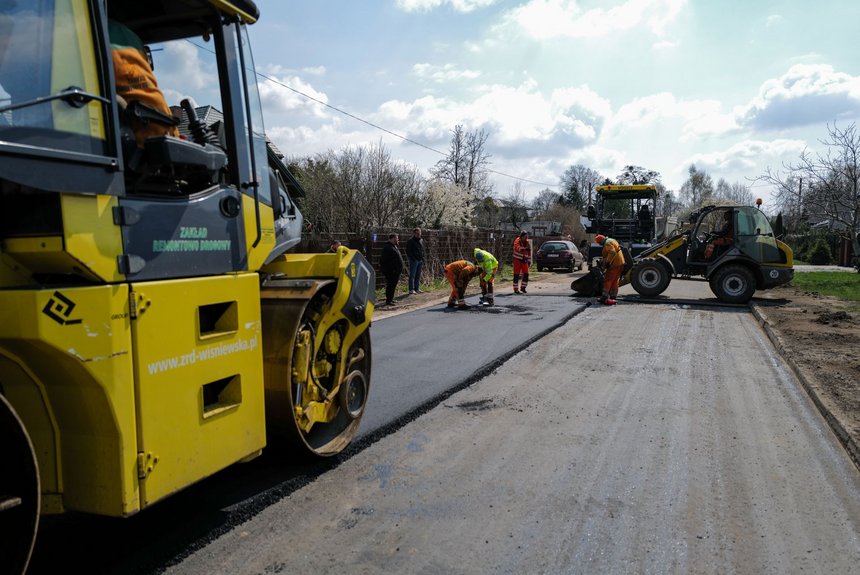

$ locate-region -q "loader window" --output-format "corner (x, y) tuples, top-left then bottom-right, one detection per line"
(0, 0), (107, 155)
(736, 208), (780, 263)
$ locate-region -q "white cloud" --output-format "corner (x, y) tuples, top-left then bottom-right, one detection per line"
(413, 63), (482, 83)
(605, 92), (732, 140)
(652, 39), (677, 50)
(156, 41), (217, 102)
(258, 74), (330, 118)
(682, 139), (806, 180)
(302, 66), (327, 76)
(502, 0), (686, 40)
(372, 81), (611, 157)
(395, 0), (499, 13)
(735, 64), (860, 130)
(765, 14), (783, 28)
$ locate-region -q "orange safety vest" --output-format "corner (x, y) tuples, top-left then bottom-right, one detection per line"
(444, 260), (478, 286)
(513, 237), (531, 262)
(601, 238), (625, 268)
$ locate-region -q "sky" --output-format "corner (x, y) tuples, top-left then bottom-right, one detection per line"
(158, 0), (860, 212)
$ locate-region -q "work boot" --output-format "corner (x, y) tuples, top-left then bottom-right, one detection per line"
(521, 287), (527, 294)
(513, 289), (520, 294)
(604, 298), (616, 306)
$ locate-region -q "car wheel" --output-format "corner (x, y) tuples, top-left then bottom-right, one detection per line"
(631, 259), (671, 296)
(709, 264), (756, 304)
(537, 265), (544, 272)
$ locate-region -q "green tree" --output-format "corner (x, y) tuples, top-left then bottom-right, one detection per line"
(560, 164), (603, 209)
(679, 164), (714, 209)
(807, 238), (833, 265)
(772, 212), (785, 238)
(615, 165), (661, 185)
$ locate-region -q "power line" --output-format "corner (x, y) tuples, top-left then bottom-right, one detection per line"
(185, 39), (559, 189)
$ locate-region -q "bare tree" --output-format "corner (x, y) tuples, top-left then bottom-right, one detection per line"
(559, 164), (603, 210)
(362, 140), (420, 229)
(758, 123), (860, 261)
(531, 188), (561, 215)
(714, 178), (754, 206)
(294, 142), (422, 234)
(431, 124), (493, 205)
(499, 183), (530, 228)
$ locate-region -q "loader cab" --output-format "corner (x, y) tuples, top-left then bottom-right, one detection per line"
(688, 206), (784, 268)
(0, 0), (293, 284)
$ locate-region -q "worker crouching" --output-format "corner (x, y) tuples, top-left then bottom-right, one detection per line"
(444, 260), (482, 309)
(595, 234), (624, 305)
(473, 247), (499, 306)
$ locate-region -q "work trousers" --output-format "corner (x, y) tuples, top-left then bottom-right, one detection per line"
(513, 259), (529, 291)
(445, 269), (467, 308)
(408, 259), (423, 292)
(385, 272), (400, 304)
(602, 265), (623, 298)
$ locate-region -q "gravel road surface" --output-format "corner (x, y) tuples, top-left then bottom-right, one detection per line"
(165, 294), (860, 574)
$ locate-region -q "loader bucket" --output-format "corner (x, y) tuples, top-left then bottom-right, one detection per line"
(571, 267), (604, 296)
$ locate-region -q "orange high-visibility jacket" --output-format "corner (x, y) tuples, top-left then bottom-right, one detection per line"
(513, 236), (531, 262)
(444, 260), (479, 287)
(601, 238), (625, 269)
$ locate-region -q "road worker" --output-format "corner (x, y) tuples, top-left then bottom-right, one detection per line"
(705, 209), (733, 260)
(473, 247), (499, 306)
(512, 230), (532, 294)
(595, 234), (625, 305)
(443, 260), (482, 309)
(109, 20), (179, 147)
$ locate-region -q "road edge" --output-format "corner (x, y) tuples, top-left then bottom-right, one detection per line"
(749, 303), (860, 472)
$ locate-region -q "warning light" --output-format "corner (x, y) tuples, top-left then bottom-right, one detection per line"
(756, 197), (763, 207)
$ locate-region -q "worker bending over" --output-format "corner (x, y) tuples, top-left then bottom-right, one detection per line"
(512, 230), (532, 294)
(595, 234), (625, 305)
(444, 260), (482, 309)
(473, 247), (499, 306)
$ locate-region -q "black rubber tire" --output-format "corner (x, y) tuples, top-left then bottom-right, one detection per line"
(536, 265), (544, 272)
(0, 395), (40, 575)
(631, 259), (671, 297)
(709, 264), (756, 304)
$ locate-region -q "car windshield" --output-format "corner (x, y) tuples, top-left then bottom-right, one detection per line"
(541, 243), (567, 252)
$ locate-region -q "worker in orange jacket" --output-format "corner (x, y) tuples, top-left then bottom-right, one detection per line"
(443, 260), (482, 309)
(595, 234), (625, 305)
(512, 230), (532, 294)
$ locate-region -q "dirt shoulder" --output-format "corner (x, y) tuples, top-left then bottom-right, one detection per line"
(752, 285), (860, 468)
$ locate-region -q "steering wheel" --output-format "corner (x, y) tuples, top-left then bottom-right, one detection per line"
(696, 230), (709, 243)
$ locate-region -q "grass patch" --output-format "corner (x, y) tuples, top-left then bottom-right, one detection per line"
(791, 272), (860, 302)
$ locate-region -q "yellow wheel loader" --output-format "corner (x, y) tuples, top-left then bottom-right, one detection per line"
(574, 205), (794, 304)
(0, 2), (375, 573)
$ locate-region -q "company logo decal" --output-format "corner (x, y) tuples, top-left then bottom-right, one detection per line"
(42, 291), (83, 325)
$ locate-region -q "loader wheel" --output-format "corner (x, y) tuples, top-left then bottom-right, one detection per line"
(0, 394), (40, 575)
(710, 264), (756, 304)
(631, 259), (671, 297)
